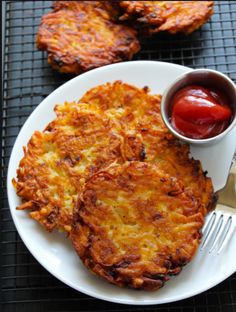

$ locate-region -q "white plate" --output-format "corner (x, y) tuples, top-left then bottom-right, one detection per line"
(7, 61), (236, 305)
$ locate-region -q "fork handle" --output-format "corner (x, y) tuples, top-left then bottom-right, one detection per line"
(218, 155), (236, 208)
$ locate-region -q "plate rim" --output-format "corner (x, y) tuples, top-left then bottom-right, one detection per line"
(7, 60), (236, 305)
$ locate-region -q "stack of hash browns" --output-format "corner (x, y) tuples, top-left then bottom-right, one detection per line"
(13, 81), (216, 290)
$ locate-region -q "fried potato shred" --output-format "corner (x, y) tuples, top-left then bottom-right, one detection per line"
(80, 81), (216, 211)
(13, 102), (143, 231)
(71, 162), (205, 290)
(13, 81), (216, 290)
(119, 1), (214, 35)
(36, 1), (140, 74)
(36, 1), (214, 74)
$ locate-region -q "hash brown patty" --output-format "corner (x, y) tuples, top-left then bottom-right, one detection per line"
(119, 1), (214, 35)
(71, 161), (205, 290)
(13, 102), (143, 232)
(36, 1), (140, 74)
(79, 81), (216, 212)
(14, 81), (216, 290)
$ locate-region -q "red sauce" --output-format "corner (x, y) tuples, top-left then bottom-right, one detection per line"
(170, 85), (232, 139)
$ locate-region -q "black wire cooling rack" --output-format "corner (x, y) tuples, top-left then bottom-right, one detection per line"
(1, 1), (236, 311)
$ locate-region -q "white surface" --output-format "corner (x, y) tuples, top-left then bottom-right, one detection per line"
(191, 129), (236, 191)
(7, 61), (236, 305)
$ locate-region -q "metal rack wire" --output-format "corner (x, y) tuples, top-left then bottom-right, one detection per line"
(1, 1), (236, 311)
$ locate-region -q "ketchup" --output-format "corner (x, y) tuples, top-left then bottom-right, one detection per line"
(170, 85), (232, 139)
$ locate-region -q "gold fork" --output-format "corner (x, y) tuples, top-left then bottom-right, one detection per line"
(200, 154), (236, 254)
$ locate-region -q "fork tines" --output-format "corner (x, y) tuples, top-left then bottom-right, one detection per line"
(201, 212), (235, 254)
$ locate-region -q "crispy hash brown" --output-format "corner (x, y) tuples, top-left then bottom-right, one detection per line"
(13, 102), (144, 232)
(36, 1), (140, 74)
(119, 1), (214, 35)
(79, 81), (216, 212)
(71, 161), (205, 290)
(141, 129), (216, 212)
(14, 80), (216, 290)
(80, 80), (165, 133)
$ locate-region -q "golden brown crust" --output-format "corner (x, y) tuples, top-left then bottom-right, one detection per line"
(14, 81), (217, 290)
(79, 81), (216, 213)
(13, 102), (144, 232)
(80, 80), (164, 132)
(71, 161), (204, 290)
(119, 1), (214, 35)
(140, 129), (217, 212)
(36, 1), (140, 74)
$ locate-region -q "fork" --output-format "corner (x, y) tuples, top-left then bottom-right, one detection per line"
(200, 155), (236, 254)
